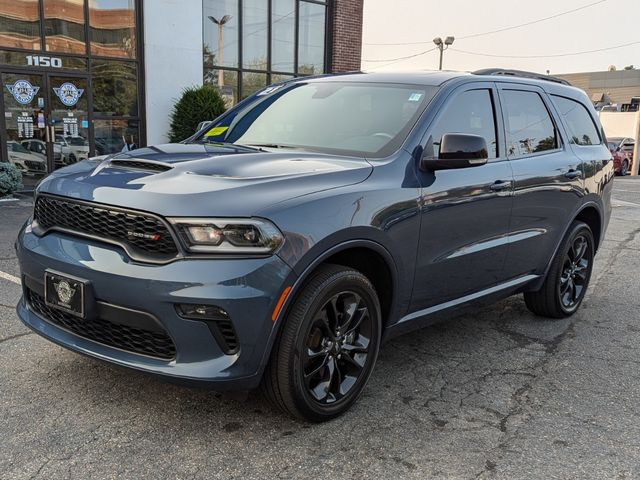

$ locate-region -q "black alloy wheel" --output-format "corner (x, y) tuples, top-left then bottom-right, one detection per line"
(558, 233), (591, 311)
(621, 160), (629, 176)
(262, 264), (381, 421)
(302, 291), (373, 404)
(524, 221), (594, 318)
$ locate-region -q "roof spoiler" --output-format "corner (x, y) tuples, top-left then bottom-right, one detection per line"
(472, 68), (571, 86)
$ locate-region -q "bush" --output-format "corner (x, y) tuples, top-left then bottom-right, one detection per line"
(168, 85), (227, 143)
(0, 162), (23, 197)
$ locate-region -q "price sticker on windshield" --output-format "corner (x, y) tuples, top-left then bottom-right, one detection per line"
(205, 126), (229, 137)
(408, 92), (423, 102)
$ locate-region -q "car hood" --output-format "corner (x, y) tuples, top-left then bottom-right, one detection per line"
(38, 143), (373, 217)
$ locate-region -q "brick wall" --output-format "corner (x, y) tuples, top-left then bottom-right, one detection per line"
(328, 0), (363, 73)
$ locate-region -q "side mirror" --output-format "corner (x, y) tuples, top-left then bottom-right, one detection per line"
(420, 133), (489, 171)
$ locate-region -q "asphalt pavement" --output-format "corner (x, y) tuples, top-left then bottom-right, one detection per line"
(1, 179), (640, 479)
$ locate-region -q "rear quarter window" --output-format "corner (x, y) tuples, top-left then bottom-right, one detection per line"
(552, 95), (601, 146)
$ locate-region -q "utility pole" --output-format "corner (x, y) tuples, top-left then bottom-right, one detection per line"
(208, 15), (232, 87)
(433, 36), (455, 70)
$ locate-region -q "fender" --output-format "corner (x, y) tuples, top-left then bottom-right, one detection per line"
(256, 238), (399, 373)
(527, 200), (604, 292)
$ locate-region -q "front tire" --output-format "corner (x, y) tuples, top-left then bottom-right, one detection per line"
(620, 160), (629, 176)
(262, 264), (381, 422)
(524, 221), (594, 318)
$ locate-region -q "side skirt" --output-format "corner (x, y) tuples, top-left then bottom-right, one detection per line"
(383, 274), (540, 341)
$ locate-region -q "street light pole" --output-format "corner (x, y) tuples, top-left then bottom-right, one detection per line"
(433, 36), (455, 70)
(208, 15), (232, 88)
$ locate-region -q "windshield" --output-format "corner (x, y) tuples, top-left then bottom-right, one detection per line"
(66, 136), (88, 146)
(201, 82), (437, 157)
(10, 142), (29, 154)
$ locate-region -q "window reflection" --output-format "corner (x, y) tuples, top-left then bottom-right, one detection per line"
(94, 118), (139, 155)
(298, 1), (325, 75)
(242, 0), (267, 70)
(44, 0), (86, 54)
(204, 68), (238, 108)
(271, 0), (295, 72)
(203, 0), (239, 69)
(0, 0), (41, 50)
(89, 0), (136, 58)
(242, 71), (267, 99)
(92, 59), (138, 116)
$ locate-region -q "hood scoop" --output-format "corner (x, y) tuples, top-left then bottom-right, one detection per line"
(109, 159), (173, 172)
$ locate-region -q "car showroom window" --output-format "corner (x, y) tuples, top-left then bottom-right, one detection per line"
(426, 89), (498, 159)
(502, 90), (558, 157)
(552, 95), (601, 146)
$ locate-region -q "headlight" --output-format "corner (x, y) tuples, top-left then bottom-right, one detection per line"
(169, 218), (284, 254)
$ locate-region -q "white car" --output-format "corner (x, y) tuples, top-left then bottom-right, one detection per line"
(7, 141), (46, 175)
(55, 135), (89, 163)
(21, 139), (64, 167)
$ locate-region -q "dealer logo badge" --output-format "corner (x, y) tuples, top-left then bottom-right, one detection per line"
(53, 82), (84, 107)
(5, 80), (40, 105)
(55, 280), (76, 305)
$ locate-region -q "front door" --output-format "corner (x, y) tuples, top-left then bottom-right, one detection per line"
(1, 71), (90, 189)
(411, 84), (514, 312)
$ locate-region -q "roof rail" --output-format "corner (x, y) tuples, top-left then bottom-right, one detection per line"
(472, 68), (571, 86)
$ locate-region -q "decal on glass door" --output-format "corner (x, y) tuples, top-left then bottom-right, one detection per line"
(5, 80), (40, 105)
(53, 82), (84, 107)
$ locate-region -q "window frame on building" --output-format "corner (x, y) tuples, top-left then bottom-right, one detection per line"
(202, 0), (330, 103)
(0, 0), (146, 158)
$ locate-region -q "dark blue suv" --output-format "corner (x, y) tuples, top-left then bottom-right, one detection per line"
(16, 70), (613, 421)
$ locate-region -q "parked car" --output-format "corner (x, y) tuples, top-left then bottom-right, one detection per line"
(16, 70), (613, 421)
(55, 135), (89, 163)
(607, 137), (635, 175)
(21, 139), (63, 167)
(7, 141), (46, 175)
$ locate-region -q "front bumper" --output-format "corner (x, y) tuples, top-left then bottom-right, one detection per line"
(16, 224), (295, 390)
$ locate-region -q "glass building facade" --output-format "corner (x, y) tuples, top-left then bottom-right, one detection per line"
(0, 0), (142, 189)
(0, 0), (362, 190)
(203, 0), (328, 105)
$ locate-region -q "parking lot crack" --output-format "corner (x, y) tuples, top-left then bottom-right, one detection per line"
(0, 331), (33, 344)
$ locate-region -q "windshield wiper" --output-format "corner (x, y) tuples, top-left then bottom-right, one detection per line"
(244, 143), (298, 150)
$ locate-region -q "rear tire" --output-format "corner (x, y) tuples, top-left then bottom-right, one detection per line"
(261, 264), (381, 422)
(621, 160), (629, 176)
(524, 221), (594, 319)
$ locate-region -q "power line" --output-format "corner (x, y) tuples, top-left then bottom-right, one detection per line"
(365, 48), (437, 71)
(363, 0), (607, 46)
(454, 40), (640, 59)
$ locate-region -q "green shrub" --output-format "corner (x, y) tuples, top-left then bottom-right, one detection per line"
(0, 162), (23, 197)
(168, 85), (226, 143)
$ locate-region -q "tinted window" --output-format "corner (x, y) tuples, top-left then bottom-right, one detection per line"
(426, 89), (498, 159)
(502, 90), (557, 157)
(44, 0), (86, 54)
(89, 0), (136, 59)
(552, 95), (600, 146)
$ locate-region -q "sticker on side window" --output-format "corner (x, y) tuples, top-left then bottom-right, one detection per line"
(408, 92), (423, 102)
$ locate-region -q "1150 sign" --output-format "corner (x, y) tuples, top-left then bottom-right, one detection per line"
(25, 55), (63, 68)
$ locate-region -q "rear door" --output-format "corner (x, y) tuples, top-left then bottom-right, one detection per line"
(498, 84), (586, 280)
(410, 83), (514, 312)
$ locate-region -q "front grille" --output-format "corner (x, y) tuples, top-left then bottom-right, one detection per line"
(27, 289), (176, 360)
(34, 195), (178, 259)
(25, 160), (45, 171)
(110, 160), (172, 172)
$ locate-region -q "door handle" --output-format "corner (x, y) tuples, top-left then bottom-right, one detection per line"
(564, 169), (583, 179)
(489, 180), (513, 191)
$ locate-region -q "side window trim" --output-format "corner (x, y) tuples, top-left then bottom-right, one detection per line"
(497, 84), (565, 160)
(420, 82), (505, 162)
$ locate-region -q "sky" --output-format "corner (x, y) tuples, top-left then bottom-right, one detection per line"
(361, 0), (640, 75)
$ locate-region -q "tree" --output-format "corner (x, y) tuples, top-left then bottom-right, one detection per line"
(168, 85), (227, 143)
(0, 162), (23, 197)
